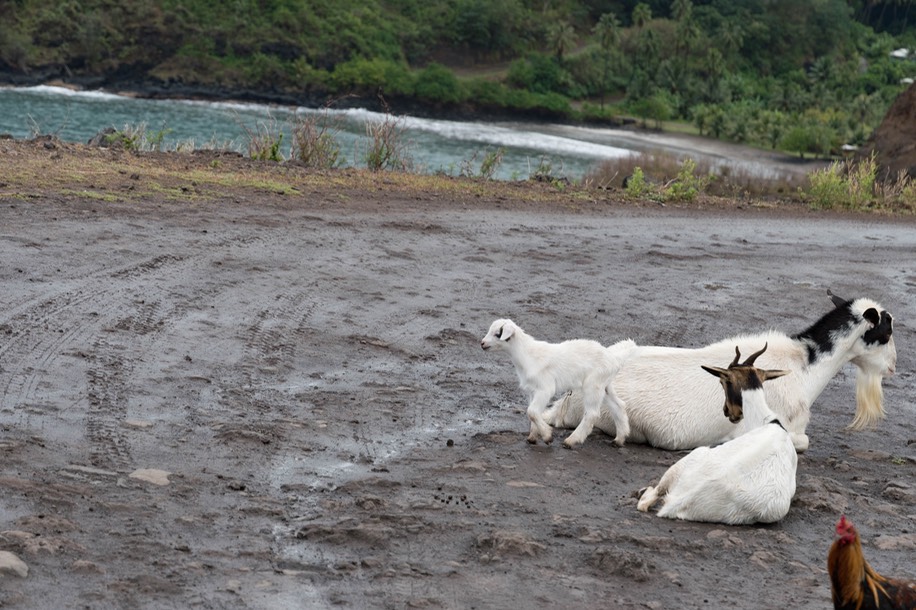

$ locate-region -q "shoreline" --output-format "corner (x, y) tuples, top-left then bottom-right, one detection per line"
(1, 78), (827, 181)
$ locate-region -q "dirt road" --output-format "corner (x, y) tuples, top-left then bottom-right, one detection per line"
(0, 139), (914, 609)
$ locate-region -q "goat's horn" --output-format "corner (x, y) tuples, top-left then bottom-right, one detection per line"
(730, 346), (741, 367)
(742, 343), (768, 366)
(827, 289), (847, 308)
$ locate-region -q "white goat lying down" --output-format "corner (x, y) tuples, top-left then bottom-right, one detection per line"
(480, 318), (637, 448)
(543, 292), (896, 452)
(637, 344), (798, 524)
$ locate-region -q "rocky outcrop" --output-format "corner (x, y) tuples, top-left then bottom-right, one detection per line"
(861, 82), (916, 179)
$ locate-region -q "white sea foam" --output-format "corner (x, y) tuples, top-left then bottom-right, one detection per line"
(295, 106), (633, 159)
(13, 84), (125, 102)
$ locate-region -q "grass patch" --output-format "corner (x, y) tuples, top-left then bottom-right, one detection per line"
(2, 137), (913, 215)
(585, 150), (806, 201)
(802, 153), (916, 213)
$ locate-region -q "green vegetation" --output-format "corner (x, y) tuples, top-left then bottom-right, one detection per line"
(618, 158), (712, 202)
(663, 158), (712, 202)
(290, 112), (344, 169)
(3, 0), (916, 159)
(586, 148), (916, 212)
(805, 153), (916, 210)
(624, 167), (651, 198)
(363, 111), (413, 171)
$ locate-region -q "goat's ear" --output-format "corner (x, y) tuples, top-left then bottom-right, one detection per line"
(701, 365), (728, 378)
(761, 369), (790, 381)
(862, 307), (880, 328)
(828, 289), (848, 308)
(498, 322), (515, 341)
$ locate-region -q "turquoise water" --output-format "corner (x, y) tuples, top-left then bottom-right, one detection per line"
(0, 85), (637, 180)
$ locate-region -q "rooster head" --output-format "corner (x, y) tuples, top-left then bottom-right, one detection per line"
(835, 515), (858, 546)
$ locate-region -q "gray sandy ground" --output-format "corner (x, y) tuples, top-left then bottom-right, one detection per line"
(0, 191), (915, 609)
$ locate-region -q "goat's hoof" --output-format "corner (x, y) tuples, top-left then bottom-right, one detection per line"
(562, 437), (581, 449)
(526, 437), (538, 445)
(543, 436), (553, 445)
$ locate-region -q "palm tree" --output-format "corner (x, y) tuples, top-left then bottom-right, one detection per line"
(594, 12), (621, 52)
(718, 21), (744, 63)
(671, 0), (697, 68)
(632, 3), (651, 29)
(672, 0), (693, 22)
(702, 47), (725, 102)
(593, 12), (621, 109)
(548, 20), (575, 62)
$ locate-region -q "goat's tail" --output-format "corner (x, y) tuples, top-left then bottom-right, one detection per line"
(848, 370), (886, 430)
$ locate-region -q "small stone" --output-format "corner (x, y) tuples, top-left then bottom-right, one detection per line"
(874, 533), (916, 551)
(129, 468), (171, 486)
(0, 551), (29, 578)
(63, 464), (118, 477)
(71, 560), (104, 574)
(124, 419), (154, 429)
(506, 480), (543, 488)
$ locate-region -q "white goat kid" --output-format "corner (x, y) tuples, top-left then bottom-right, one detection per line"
(481, 318), (637, 448)
(637, 344), (797, 525)
(543, 292), (896, 452)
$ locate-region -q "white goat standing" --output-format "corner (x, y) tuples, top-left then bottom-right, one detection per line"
(543, 293), (896, 452)
(637, 344), (797, 525)
(480, 318), (637, 448)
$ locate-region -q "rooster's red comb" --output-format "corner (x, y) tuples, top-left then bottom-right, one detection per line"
(835, 515), (854, 536)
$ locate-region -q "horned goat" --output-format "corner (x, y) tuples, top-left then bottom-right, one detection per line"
(637, 344), (797, 524)
(480, 318), (637, 448)
(543, 292), (896, 452)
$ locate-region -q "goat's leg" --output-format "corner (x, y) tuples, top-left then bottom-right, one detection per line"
(603, 384), (630, 446)
(791, 432), (809, 453)
(542, 392), (568, 427)
(563, 382), (602, 448)
(526, 389), (554, 444)
(636, 486), (660, 512)
(638, 454), (690, 513)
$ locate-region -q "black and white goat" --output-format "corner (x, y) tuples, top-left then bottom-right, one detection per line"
(481, 318), (637, 448)
(543, 292), (896, 452)
(637, 344), (797, 524)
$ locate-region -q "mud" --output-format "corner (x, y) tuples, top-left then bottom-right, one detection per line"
(0, 141), (915, 609)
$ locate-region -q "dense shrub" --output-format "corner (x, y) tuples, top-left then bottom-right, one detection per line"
(328, 57), (414, 95)
(507, 53), (570, 95)
(465, 78), (510, 107)
(414, 62), (463, 104)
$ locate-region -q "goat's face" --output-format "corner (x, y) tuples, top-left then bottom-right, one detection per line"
(702, 366), (759, 423)
(701, 345), (790, 423)
(854, 307), (896, 378)
(481, 318), (517, 351)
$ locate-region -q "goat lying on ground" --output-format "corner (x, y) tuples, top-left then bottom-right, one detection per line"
(543, 292), (896, 452)
(637, 344), (798, 524)
(481, 318), (637, 448)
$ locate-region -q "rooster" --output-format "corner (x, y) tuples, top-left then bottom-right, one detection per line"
(828, 515), (916, 610)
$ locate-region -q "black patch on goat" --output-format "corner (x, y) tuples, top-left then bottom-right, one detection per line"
(793, 298), (859, 364)
(793, 298), (893, 363)
(769, 418), (787, 431)
(722, 372), (762, 419)
(863, 309), (893, 345)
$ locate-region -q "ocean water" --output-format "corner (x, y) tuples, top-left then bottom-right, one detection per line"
(0, 85), (636, 181)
